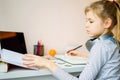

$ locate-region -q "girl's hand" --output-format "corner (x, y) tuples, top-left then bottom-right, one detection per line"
(67, 50), (89, 58)
(22, 54), (57, 72)
(67, 50), (81, 56)
(23, 54), (48, 68)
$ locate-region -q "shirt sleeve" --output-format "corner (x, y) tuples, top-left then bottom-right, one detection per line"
(53, 42), (109, 80)
(79, 42), (109, 80)
(53, 67), (78, 80)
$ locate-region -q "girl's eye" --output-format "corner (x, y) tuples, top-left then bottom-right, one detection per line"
(89, 21), (94, 23)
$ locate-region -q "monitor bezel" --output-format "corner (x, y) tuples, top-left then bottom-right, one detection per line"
(0, 31), (27, 54)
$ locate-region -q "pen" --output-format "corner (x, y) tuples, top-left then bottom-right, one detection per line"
(39, 40), (43, 56)
(37, 41), (40, 55)
(67, 45), (82, 53)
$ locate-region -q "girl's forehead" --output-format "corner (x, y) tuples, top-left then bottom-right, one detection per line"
(86, 11), (99, 20)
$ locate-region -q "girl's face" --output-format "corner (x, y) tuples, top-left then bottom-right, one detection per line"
(85, 11), (106, 38)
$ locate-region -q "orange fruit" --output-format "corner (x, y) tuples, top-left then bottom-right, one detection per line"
(49, 49), (56, 57)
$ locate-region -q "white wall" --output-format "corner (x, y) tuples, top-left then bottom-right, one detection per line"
(0, 0), (96, 54)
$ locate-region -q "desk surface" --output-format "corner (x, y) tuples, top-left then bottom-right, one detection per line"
(0, 57), (86, 80)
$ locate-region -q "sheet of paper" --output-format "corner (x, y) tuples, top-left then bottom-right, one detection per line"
(55, 55), (88, 65)
(0, 49), (37, 70)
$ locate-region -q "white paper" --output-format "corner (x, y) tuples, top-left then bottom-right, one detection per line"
(0, 49), (37, 70)
(55, 55), (88, 65)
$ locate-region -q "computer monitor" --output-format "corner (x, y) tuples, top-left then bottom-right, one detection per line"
(0, 31), (27, 54)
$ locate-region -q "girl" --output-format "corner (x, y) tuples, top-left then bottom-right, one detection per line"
(23, 0), (120, 80)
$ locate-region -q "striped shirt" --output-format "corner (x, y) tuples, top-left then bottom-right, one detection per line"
(53, 39), (120, 80)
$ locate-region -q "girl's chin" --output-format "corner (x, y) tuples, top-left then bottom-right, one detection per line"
(88, 34), (96, 38)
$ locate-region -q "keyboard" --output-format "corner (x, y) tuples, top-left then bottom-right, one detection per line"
(55, 55), (88, 65)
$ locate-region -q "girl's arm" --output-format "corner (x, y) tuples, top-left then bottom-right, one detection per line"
(22, 54), (78, 80)
(23, 42), (106, 80)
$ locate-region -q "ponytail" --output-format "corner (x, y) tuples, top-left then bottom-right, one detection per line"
(113, 0), (120, 44)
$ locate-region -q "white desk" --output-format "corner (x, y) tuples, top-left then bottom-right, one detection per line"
(0, 58), (86, 80)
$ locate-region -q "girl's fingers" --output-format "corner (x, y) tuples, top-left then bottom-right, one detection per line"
(23, 61), (34, 65)
(27, 64), (38, 67)
(23, 61), (37, 67)
(24, 54), (37, 58)
(22, 56), (34, 61)
(70, 53), (77, 56)
(24, 63), (35, 68)
(67, 51), (77, 56)
(23, 61), (41, 68)
(22, 56), (41, 61)
(23, 54), (39, 61)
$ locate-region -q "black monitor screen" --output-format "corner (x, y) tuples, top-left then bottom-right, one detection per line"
(0, 31), (27, 54)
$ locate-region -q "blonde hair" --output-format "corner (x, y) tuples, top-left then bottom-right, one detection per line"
(85, 0), (120, 43)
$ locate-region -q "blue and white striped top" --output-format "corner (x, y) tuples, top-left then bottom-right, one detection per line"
(53, 38), (120, 80)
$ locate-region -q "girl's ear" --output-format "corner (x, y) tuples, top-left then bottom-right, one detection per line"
(104, 18), (112, 29)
